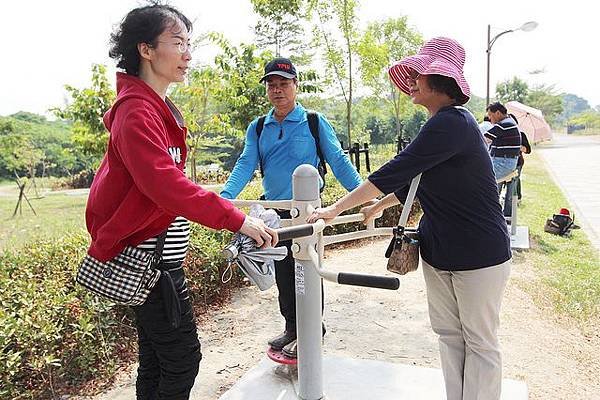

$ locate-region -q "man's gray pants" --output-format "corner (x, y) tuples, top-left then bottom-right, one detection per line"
(422, 259), (511, 400)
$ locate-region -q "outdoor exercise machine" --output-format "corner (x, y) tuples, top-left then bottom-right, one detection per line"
(222, 164), (398, 399)
(220, 164), (527, 400)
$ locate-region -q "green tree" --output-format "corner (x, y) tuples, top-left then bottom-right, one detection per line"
(0, 131), (44, 182)
(402, 109), (427, 140)
(171, 67), (243, 181)
(559, 93), (591, 124)
(250, 0), (321, 94)
(568, 110), (600, 129)
(356, 16), (422, 141)
(53, 64), (115, 167)
(205, 33), (273, 131)
(10, 111), (46, 124)
(495, 77), (529, 104)
(309, 0), (359, 146)
(251, 0), (307, 56)
(464, 94), (487, 121)
(0, 116), (77, 179)
(526, 84), (564, 125)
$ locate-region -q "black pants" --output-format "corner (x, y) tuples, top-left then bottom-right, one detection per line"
(133, 262), (201, 400)
(275, 210), (325, 333)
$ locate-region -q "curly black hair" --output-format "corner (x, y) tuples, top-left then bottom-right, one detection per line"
(108, 3), (192, 76)
(427, 74), (469, 105)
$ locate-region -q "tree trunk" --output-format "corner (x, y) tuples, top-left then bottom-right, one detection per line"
(343, 0), (353, 149)
(391, 84), (403, 140)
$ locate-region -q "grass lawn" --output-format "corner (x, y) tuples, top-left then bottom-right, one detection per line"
(0, 185), (88, 252)
(518, 151), (600, 326)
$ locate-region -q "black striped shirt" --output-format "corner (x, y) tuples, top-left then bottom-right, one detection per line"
(484, 117), (521, 158)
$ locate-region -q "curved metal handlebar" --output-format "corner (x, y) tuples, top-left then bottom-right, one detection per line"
(276, 219), (326, 241)
(223, 200), (398, 291)
(337, 272), (400, 290)
(307, 246), (399, 291)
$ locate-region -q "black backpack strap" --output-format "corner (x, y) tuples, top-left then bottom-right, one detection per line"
(307, 111), (327, 176)
(255, 116), (267, 177)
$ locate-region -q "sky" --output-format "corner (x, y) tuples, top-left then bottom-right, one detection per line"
(1, 0), (597, 117)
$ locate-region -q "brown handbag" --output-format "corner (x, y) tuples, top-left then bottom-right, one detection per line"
(385, 174), (421, 275)
(385, 227), (420, 275)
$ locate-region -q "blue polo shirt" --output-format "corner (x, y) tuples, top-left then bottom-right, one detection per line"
(221, 103), (362, 200)
(368, 106), (511, 271)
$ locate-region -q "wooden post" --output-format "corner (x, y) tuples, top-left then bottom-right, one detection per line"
(12, 179), (37, 218)
(353, 143), (360, 172)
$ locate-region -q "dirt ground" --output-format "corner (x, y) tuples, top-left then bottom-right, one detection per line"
(92, 238), (600, 400)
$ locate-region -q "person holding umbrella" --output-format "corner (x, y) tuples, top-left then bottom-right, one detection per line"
(308, 37), (511, 400)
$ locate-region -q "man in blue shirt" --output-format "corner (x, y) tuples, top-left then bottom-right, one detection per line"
(221, 57), (362, 357)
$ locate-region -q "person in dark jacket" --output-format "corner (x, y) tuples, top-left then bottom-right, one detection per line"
(308, 37), (511, 400)
(87, 5), (277, 399)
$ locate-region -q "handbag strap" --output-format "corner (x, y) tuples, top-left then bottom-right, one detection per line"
(397, 173), (422, 228)
(152, 230), (168, 265)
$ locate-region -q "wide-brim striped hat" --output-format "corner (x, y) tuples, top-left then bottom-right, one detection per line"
(388, 37), (470, 104)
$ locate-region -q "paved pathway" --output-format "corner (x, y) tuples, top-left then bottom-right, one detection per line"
(537, 133), (600, 252)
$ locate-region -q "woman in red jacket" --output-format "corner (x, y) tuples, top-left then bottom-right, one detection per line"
(87, 5), (277, 399)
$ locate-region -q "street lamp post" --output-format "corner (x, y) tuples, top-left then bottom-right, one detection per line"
(486, 21), (538, 106)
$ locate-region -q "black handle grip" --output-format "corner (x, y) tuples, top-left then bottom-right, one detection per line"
(338, 272), (400, 290)
(277, 224), (315, 242)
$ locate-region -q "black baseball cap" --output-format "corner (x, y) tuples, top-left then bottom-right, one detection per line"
(259, 57), (297, 83)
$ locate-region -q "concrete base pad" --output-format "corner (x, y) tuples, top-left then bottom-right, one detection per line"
(219, 355), (527, 400)
(510, 226), (530, 250)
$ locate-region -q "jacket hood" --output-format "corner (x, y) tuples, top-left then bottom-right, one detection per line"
(103, 72), (175, 131)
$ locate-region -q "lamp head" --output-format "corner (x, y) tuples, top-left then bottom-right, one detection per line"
(519, 21), (538, 32)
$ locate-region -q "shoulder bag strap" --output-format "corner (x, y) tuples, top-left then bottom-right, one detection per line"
(397, 173), (422, 228)
(152, 230), (168, 266)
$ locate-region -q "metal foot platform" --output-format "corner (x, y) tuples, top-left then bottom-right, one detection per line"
(219, 355), (528, 400)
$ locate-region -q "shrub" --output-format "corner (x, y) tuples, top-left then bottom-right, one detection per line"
(0, 226), (243, 399)
(49, 170), (95, 190)
(0, 232), (128, 398)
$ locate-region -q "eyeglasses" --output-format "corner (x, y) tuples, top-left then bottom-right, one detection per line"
(266, 80), (295, 91)
(156, 40), (191, 54)
(406, 70), (420, 83)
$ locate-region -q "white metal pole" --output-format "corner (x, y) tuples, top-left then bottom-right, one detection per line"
(291, 165), (323, 400)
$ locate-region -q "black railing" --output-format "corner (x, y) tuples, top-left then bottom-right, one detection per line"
(341, 142), (371, 172)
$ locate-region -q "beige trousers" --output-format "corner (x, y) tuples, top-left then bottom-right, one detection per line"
(422, 259), (511, 400)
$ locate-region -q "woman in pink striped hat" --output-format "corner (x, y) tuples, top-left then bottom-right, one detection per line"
(309, 37), (511, 400)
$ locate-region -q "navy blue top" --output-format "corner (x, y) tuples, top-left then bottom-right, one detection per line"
(368, 106), (511, 271)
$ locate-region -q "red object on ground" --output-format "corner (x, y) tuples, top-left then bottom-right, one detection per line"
(266, 347), (297, 365)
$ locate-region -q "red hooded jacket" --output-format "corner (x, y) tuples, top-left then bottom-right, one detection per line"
(86, 73), (245, 261)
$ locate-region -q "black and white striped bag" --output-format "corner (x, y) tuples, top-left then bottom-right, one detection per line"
(76, 232), (166, 306)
